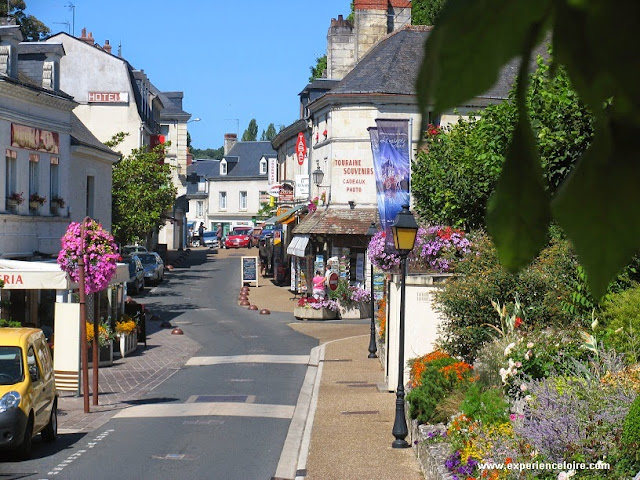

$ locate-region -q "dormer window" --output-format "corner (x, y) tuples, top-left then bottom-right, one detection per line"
(260, 158), (267, 175)
(220, 159), (227, 175)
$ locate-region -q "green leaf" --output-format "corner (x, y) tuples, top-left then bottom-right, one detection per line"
(552, 120), (640, 299)
(417, 0), (550, 117)
(486, 117), (551, 272)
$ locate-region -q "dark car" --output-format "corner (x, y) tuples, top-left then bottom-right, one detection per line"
(224, 227), (253, 249)
(122, 254), (145, 294)
(260, 224), (282, 240)
(137, 252), (164, 285)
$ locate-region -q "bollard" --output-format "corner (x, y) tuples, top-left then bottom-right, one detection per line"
(260, 309), (271, 315)
(171, 328), (184, 335)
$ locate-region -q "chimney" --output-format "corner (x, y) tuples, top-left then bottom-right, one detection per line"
(224, 133), (237, 155)
(353, 0), (412, 63)
(42, 49), (63, 91)
(0, 24), (23, 79)
(79, 27), (94, 45)
(327, 14), (354, 80)
(103, 40), (112, 54)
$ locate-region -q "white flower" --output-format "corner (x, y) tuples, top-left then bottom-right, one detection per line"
(524, 350), (531, 360)
(504, 342), (516, 356)
(527, 342), (534, 348)
(499, 368), (509, 383)
(592, 318), (598, 330)
(525, 395), (532, 402)
(515, 361), (522, 368)
(520, 383), (528, 392)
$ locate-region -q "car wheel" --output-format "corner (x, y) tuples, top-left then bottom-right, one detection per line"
(42, 403), (57, 442)
(17, 415), (33, 460)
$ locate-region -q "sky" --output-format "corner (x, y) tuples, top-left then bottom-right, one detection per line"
(26, 0), (353, 149)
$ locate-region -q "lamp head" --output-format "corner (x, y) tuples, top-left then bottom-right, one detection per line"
(366, 222), (377, 238)
(391, 205), (418, 254)
(312, 163), (324, 187)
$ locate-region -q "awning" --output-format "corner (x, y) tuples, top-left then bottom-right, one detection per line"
(0, 259), (129, 290)
(292, 207), (378, 235)
(265, 205), (306, 225)
(286, 235), (310, 257)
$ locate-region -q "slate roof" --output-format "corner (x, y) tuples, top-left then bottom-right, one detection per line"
(217, 141), (275, 179)
(149, 84), (190, 120)
(292, 207), (378, 236)
(70, 113), (119, 157)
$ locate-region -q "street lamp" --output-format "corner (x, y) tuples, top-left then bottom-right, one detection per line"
(188, 117), (201, 123)
(312, 162), (324, 187)
(366, 222), (378, 358)
(390, 204), (418, 449)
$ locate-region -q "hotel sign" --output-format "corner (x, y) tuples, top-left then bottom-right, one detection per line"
(88, 91), (129, 103)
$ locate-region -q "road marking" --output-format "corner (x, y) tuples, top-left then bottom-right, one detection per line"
(113, 401), (295, 419)
(47, 430), (113, 476)
(186, 354), (309, 366)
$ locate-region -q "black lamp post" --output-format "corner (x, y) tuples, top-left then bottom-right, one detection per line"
(390, 204), (418, 449)
(366, 222), (378, 358)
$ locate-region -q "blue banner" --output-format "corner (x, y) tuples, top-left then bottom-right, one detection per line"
(369, 119), (410, 251)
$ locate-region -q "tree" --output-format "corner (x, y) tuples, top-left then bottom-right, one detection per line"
(241, 119), (258, 142)
(190, 146), (224, 159)
(111, 145), (177, 245)
(416, 0), (640, 298)
(412, 58), (593, 229)
(260, 123), (277, 141)
(411, 0), (448, 26)
(309, 55), (327, 82)
(1, 1), (50, 41)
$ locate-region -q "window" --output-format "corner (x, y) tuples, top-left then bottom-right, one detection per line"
(220, 159), (227, 175)
(5, 149), (17, 203)
(219, 191), (227, 210)
(196, 200), (204, 217)
(239, 191), (247, 210)
(259, 191), (269, 204)
(260, 158), (267, 175)
(29, 154), (40, 199)
(50, 157), (59, 199)
(86, 175), (95, 218)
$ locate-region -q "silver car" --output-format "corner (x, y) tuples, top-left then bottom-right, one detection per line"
(137, 252), (164, 285)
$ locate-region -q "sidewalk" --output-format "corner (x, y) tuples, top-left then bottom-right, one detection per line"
(58, 247), (424, 479)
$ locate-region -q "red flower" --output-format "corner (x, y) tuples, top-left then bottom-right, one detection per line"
(514, 317), (523, 328)
(322, 129), (327, 137)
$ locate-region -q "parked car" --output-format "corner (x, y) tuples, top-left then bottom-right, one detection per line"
(259, 224), (282, 240)
(122, 254), (145, 294)
(200, 231), (220, 249)
(122, 245), (148, 255)
(224, 227), (253, 249)
(137, 252), (164, 285)
(0, 328), (57, 459)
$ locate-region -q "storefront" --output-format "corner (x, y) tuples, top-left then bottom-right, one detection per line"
(289, 206), (377, 294)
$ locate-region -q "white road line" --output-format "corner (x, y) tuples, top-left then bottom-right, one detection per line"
(113, 401), (295, 419)
(186, 354), (309, 366)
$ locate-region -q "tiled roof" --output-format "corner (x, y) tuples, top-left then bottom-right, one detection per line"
(293, 207), (378, 235)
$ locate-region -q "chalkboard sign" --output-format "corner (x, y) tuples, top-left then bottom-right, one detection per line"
(241, 256), (259, 287)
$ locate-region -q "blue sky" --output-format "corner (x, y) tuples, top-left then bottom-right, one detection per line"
(27, 0), (352, 149)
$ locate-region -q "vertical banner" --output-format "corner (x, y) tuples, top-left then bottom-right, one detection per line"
(369, 119), (411, 251)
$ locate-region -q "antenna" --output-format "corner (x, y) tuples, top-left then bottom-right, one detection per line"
(66, 2), (75, 36)
(53, 21), (71, 34)
(225, 118), (240, 136)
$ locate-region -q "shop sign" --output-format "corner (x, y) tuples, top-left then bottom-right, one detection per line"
(279, 183), (294, 203)
(88, 91), (129, 103)
(295, 175), (309, 198)
(296, 132), (307, 165)
(1, 274), (23, 285)
(11, 124), (59, 154)
(268, 183), (282, 197)
(268, 157), (277, 185)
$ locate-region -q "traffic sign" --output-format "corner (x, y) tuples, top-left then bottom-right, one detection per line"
(328, 272), (339, 291)
(296, 132), (306, 166)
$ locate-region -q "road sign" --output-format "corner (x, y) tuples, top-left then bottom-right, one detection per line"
(328, 272), (339, 291)
(296, 132), (306, 166)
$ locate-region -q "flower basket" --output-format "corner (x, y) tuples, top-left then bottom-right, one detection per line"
(294, 306), (338, 320)
(338, 301), (372, 319)
(29, 201), (40, 211)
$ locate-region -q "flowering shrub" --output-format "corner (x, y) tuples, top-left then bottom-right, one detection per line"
(411, 226), (471, 272)
(115, 315), (137, 335)
(377, 296), (386, 341)
(367, 231), (401, 271)
(328, 279), (371, 306)
(29, 193), (46, 205)
(57, 220), (120, 295)
(86, 321), (113, 347)
(297, 296), (339, 312)
(8, 192), (24, 204)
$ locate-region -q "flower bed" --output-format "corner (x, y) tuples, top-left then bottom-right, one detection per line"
(294, 297), (339, 320)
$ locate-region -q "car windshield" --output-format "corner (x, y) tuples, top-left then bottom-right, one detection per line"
(202, 232), (216, 238)
(232, 228), (251, 235)
(137, 254), (157, 265)
(0, 347), (24, 385)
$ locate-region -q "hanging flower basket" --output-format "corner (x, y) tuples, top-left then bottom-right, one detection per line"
(57, 220), (119, 294)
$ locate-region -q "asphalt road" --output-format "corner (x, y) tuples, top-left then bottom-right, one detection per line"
(0, 249), (318, 479)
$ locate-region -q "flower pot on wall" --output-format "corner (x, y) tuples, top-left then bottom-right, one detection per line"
(293, 306), (338, 320)
(29, 201), (40, 211)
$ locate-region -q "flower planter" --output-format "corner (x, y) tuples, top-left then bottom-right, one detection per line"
(116, 331), (138, 358)
(6, 199), (20, 209)
(293, 306), (338, 320)
(338, 301), (372, 319)
(87, 341), (114, 367)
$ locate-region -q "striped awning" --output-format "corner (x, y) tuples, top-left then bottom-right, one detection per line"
(286, 235), (310, 257)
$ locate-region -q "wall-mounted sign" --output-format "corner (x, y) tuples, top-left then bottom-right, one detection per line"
(268, 157), (278, 185)
(268, 183), (282, 197)
(88, 91), (129, 103)
(279, 183), (294, 203)
(295, 175), (309, 198)
(11, 124), (59, 154)
(296, 132), (307, 166)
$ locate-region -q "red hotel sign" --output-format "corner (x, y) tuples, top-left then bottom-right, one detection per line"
(88, 91), (129, 103)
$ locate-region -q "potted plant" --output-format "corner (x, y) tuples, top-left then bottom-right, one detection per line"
(50, 195), (65, 214)
(114, 314), (138, 357)
(86, 320), (114, 366)
(29, 193), (46, 211)
(329, 280), (372, 319)
(6, 191), (24, 209)
(293, 296), (340, 320)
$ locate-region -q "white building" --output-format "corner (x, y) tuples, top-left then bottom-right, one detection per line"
(1, 24), (119, 259)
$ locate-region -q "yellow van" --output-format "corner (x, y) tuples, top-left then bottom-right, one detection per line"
(0, 328), (57, 459)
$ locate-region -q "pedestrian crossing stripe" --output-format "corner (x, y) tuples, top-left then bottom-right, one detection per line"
(185, 354), (309, 366)
(113, 402), (294, 419)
